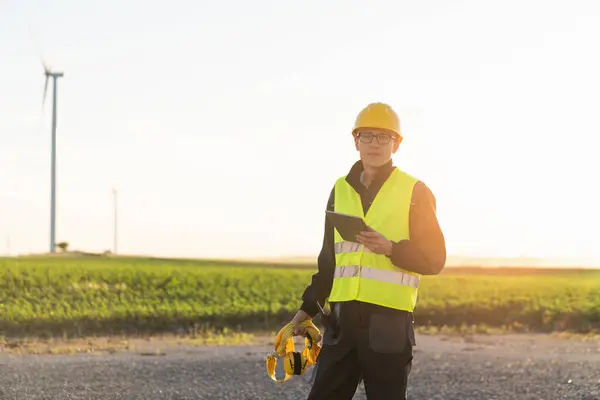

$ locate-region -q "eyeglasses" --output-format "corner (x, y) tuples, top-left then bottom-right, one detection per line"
(357, 132), (396, 144)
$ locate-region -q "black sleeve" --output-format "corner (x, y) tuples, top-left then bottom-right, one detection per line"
(300, 186), (336, 317)
(388, 181), (447, 275)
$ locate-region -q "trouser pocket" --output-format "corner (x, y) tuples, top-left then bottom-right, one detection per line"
(368, 313), (410, 353)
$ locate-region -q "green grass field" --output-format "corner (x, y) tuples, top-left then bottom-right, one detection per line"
(1, 256), (599, 338)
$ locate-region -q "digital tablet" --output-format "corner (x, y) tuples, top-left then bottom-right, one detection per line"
(325, 211), (370, 242)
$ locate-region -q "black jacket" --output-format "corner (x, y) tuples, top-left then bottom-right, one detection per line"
(300, 159), (447, 317)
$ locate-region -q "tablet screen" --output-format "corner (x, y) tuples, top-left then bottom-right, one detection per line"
(325, 211), (369, 242)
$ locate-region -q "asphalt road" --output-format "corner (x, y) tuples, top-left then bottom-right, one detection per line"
(1, 333), (599, 400)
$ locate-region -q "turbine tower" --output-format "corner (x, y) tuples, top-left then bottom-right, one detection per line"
(42, 63), (64, 253)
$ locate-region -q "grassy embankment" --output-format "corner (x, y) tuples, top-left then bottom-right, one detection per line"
(1, 256), (599, 339)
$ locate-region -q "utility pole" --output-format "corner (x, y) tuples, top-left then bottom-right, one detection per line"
(113, 188), (118, 254)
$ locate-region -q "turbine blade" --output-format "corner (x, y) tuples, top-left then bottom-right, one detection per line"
(29, 24), (49, 73)
(43, 75), (49, 109)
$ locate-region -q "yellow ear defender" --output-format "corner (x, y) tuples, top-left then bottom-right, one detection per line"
(265, 320), (322, 383)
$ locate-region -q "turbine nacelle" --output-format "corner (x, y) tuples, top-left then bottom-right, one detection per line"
(45, 70), (64, 78)
(42, 65), (64, 110)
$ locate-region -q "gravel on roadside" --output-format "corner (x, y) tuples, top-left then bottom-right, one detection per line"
(1, 333), (599, 400)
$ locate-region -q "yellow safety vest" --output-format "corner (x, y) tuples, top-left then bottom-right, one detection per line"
(328, 168), (421, 312)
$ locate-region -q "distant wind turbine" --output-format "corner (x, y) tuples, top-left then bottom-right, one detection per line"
(42, 61), (64, 253)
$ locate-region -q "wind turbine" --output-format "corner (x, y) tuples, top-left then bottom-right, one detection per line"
(42, 62), (64, 253)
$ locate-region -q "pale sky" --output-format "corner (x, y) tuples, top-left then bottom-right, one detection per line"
(2, 0), (600, 264)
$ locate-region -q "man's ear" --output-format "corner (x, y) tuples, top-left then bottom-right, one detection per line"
(392, 136), (402, 153)
(354, 135), (360, 151)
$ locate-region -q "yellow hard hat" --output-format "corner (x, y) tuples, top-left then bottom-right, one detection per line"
(352, 102), (401, 138)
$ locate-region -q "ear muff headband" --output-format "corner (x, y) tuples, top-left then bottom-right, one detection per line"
(265, 320), (322, 383)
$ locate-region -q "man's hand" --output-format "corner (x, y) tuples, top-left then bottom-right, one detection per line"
(291, 309), (312, 336)
(292, 309), (323, 342)
(356, 229), (393, 256)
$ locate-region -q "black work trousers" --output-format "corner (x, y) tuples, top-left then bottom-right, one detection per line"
(307, 301), (415, 400)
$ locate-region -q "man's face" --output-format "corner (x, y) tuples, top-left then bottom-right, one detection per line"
(354, 128), (401, 168)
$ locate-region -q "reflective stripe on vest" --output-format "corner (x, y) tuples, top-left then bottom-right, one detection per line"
(333, 264), (420, 289)
(328, 168), (421, 312)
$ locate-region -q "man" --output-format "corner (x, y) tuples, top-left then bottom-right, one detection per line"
(291, 102), (446, 399)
